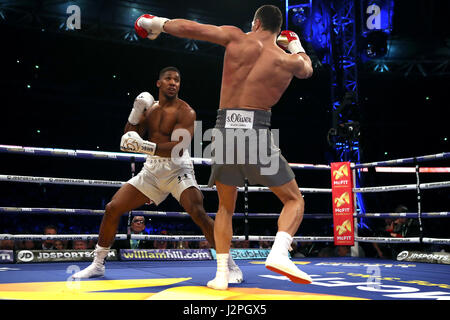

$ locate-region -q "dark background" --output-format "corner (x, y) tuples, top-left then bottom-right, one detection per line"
(0, 0), (448, 251)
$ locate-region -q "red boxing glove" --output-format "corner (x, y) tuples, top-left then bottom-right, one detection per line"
(276, 30), (305, 54)
(134, 14), (169, 40)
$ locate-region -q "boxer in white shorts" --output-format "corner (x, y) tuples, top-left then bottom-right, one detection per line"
(73, 67), (242, 282)
(129, 149), (198, 206)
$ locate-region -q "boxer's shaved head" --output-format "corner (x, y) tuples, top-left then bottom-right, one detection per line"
(159, 66), (180, 79)
(253, 5), (283, 34)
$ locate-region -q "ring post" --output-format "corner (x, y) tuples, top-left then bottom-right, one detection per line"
(330, 162), (355, 248)
(244, 178), (249, 240)
(414, 161), (424, 243)
(351, 165), (359, 257)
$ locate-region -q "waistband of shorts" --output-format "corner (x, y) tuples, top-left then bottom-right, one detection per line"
(145, 157), (173, 164)
(145, 149), (192, 164)
(215, 108), (271, 129)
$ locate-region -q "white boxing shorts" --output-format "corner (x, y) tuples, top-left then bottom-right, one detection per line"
(127, 150), (201, 205)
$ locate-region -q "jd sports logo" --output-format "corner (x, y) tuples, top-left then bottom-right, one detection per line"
(397, 251), (409, 261)
(17, 250), (34, 262)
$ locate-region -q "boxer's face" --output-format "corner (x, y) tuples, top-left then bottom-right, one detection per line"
(157, 71), (180, 99)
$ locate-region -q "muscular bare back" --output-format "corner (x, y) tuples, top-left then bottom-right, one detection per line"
(163, 20), (312, 112)
(220, 31), (297, 110)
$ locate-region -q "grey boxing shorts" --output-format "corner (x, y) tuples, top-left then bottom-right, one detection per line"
(207, 108), (295, 187)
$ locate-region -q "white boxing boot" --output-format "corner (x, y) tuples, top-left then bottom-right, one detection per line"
(228, 255), (243, 284)
(207, 253), (229, 290)
(72, 244), (109, 279)
(265, 232), (312, 284)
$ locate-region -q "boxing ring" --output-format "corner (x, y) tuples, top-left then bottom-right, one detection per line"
(0, 144), (449, 301)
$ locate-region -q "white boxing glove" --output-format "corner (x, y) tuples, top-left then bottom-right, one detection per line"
(120, 131), (156, 156)
(134, 14), (169, 40)
(128, 92), (154, 125)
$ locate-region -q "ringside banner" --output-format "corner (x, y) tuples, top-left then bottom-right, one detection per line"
(331, 162), (355, 246)
(0, 250), (14, 263)
(211, 248), (273, 260)
(120, 249), (212, 261)
(397, 251), (450, 264)
(15, 249), (118, 263)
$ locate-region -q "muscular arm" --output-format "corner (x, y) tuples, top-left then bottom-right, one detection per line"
(154, 108), (196, 157)
(277, 30), (313, 79)
(124, 114), (147, 137)
(123, 92), (154, 138)
(163, 19), (241, 47)
(291, 53), (313, 79)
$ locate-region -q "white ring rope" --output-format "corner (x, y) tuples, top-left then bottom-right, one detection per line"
(0, 174), (332, 193)
(1, 233), (448, 244)
(0, 145), (331, 171)
(421, 238), (450, 245)
(352, 152), (450, 169)
(356, 237), (450, 245)
(353, 181), (450, 193)
(2, 145), (448, 170)
(358, 212), (450, 218)
(2, 145), (449, 247)
(3, 174), (449, 193)
(355, 237), (421, 243)
(2, 145), (448, 195)
(0, 207), (322, 218)
(0, 233), (333, 242)
(0, 175), (124, 187)
(1, 207), (449, 219)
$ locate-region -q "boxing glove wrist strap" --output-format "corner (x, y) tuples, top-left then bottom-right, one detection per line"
(288, 41), (306, 54)
(150, 17), (169, 33)
(140, 140), (157, 156)
(161, 19), (170, 33)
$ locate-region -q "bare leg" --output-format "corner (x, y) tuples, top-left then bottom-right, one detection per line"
(72, 183), (149, 279)
(98, 183), (150, 247)
(206, 181), (238, 290)
(265, 179), (312, 284)
(180, 185), (243, 284)
(269, 179), (305, 237)
(179, 187), (215, 248)
(214, 181), (238, 254)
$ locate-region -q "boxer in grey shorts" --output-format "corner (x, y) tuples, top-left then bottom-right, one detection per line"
(139, 5), (314, 289)
(208, 108), (295, 187)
